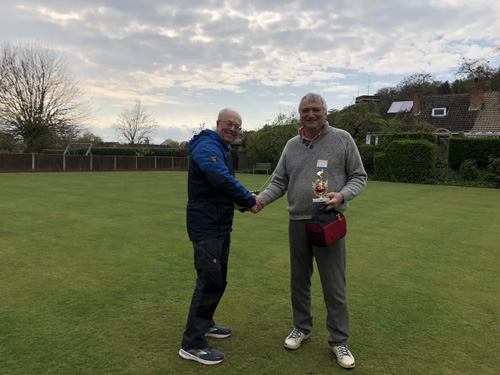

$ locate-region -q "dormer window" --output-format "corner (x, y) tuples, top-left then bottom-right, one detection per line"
(432, 108), (448, 117)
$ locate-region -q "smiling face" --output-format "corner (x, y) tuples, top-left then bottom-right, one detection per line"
(216, 109), (242, 146)
(299, 98), (327, 136)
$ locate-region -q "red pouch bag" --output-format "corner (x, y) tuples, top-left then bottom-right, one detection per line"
(306, 207), (346, 247)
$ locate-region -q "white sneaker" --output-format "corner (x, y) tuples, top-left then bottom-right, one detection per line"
(331, 344), (355, 368)
(284, 328), (309, 349)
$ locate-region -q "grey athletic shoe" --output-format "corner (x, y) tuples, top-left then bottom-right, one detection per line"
(284, 328), (310, 349)
(331, 344), (355, 368)
(205, 324), (232, 338)
(179, 346), (225, 365)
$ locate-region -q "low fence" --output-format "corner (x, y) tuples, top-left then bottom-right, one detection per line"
(0, 153), (189, 173)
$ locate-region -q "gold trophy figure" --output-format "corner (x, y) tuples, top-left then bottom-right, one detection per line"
(312, 169), (330, 202)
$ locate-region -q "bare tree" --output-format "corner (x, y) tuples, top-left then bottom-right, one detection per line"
(0, 42), (90, 152)
(115, 100), (159, 145)
(456, 57), (495, 88)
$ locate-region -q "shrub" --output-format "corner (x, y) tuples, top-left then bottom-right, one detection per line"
(357, 144), (380, 176)
(458, 159), (479, 181)
(485, 156), (500, 188)
(391, 131), (437, 144)
(374, 140), (436, 183)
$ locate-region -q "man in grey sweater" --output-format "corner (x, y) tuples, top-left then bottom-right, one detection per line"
(258, 93), (367, 369)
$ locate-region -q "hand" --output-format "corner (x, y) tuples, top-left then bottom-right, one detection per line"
(250, 194), (265, 213)
(323, 192), (344, 210)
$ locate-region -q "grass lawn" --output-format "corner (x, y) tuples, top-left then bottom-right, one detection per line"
(0, 171), (499, 375)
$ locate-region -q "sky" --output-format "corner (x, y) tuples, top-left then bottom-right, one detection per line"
(1, 0), (500, 144)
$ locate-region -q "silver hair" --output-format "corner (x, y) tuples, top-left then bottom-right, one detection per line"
(217, 108), (241, 122)
(299, 93), (327, 113)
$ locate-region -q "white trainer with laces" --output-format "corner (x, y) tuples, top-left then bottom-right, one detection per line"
(331, 344), (355, 368)
(284, 328), (309, 349)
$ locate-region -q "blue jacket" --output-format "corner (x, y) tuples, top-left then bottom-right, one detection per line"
(186, 130), (255, 241)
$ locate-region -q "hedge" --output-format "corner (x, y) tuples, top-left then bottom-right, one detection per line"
(358, 144), (380, 175)
(391, 131), (437, 144)
(374, 140), (436, 183)
(449, 138), (500, 169)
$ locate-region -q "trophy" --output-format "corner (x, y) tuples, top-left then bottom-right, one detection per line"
(312, 169), (329, 202)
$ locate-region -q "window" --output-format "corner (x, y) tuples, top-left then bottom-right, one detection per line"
(432, 108), (447, 117)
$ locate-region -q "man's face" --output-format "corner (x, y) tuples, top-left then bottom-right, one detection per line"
(299, 98), (327, 133)
(216, 110), (242, 146)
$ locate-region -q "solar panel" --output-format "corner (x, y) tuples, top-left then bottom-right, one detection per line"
(387, 101), (413, 113)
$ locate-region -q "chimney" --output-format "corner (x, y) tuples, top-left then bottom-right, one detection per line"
(469, 78), (484, 110)
(412, 91), (421, 115)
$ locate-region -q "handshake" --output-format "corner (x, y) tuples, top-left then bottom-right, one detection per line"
(237, 192), (264, 214)
(249, 194), (264, 214)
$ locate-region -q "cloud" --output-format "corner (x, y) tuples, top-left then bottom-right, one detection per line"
(2, 0), (500, 142)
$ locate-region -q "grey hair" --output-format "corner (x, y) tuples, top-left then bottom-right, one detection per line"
(217, 108), (241, 122)
(299, 93), (327, 113)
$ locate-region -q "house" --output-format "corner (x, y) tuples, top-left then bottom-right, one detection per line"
(367, 79), (500, 144)
(467, 90), (500, 138)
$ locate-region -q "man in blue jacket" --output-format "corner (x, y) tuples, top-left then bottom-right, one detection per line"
(179, 108), (263, 365)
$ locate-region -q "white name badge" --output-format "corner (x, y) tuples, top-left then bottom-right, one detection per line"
(317, 160), (328, 168)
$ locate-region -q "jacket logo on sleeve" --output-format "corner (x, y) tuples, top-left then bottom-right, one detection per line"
(211, 156), (218, 163)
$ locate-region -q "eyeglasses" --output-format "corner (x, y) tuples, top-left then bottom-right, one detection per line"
(220, 120), (242, 131)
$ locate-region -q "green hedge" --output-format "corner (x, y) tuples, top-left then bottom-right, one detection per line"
(41, 147), (190, 157)
(449, 138), (500, 169)
(374, 140), (436, 183)
(358, 144), (380, 175)
(391, 131), (437, 144)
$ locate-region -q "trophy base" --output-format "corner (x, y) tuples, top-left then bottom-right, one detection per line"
(313, 198), (330, 202)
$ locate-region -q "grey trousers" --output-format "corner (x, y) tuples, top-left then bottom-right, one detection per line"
(289, 220), (349, 346)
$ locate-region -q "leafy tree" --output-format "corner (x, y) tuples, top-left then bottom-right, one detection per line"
(326, 108), (340, 125)
(437, 81), (451, 95)
(333, 103), (386, 144)
(450, 79), (470, 94)
(374, 86), (399, 114)
(76, 130), (104, 146)
(114, 100), (159, 145)
(134, 146), (153, 157)
(0, 131), (21, 151)
(377, 118), (405, 148)
(244, 111), (300, 166)
(396, 73), (438, 97)
(0, 42), (90, 152)
(161, 139), (180, 148)
(411, 119), (434, 133)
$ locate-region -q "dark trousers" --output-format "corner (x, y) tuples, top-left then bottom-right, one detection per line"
(181, 235), (230, 350)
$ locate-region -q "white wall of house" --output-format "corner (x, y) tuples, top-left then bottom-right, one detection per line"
(465, 132), (500, 138)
